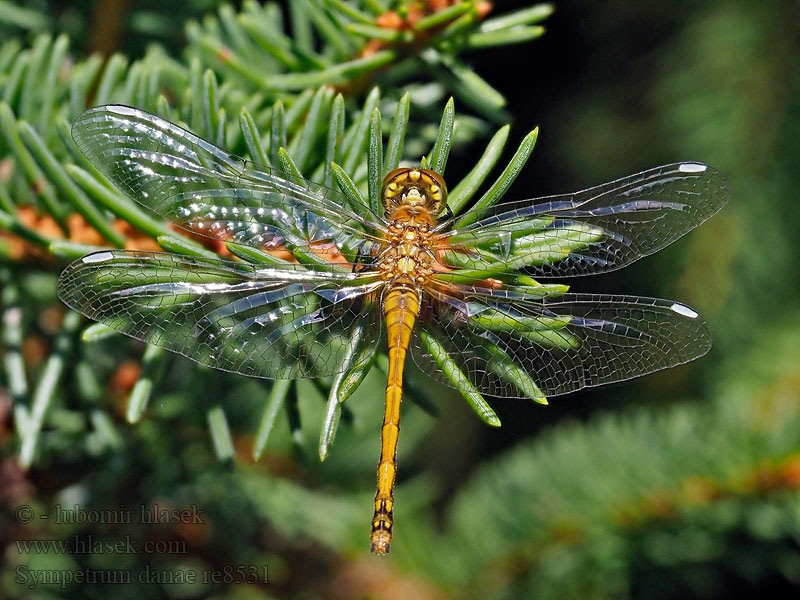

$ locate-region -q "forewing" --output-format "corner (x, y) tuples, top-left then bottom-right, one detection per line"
(440, 163), (728, 277)
(57, 251), (383, 379)
(71, 105), (386, 260)
(411, 281), (710, 398)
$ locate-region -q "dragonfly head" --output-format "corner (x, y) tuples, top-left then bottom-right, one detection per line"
(381, 168), (447, 219)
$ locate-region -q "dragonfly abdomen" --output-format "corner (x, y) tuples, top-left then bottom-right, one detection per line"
(371, 281), (420, 554)
(370, 169), (441, 554)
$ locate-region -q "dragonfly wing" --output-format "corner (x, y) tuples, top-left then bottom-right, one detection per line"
(57, 250), (383, 378)
(72, 105), (385, 260)
(411, 281), (710, 398)
(441, 162), (728, 277)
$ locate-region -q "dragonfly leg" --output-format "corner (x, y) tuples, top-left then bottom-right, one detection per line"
(352, 240), (376, 273)
(432, 204), (456, 234)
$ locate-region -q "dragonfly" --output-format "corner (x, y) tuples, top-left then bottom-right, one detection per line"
(57, 105), (728, 554)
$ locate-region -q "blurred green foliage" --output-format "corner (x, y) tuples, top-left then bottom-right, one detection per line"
(0, 1), (799, 599)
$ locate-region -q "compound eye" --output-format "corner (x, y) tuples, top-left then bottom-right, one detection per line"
(418, 169), (448, 213)
(381, 169), (411, 196)
(381, 168), (413, 213)
(423, 169), (448, 197)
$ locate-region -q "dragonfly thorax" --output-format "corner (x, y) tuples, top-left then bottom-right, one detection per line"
(378, 217), (436, 285)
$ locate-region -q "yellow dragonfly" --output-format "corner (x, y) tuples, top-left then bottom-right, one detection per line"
(57, 105), (728, 554)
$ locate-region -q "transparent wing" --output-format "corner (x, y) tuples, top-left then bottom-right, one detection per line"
(411, 280), (710, 398)
(72, 105), (387, 260)
(438, 163), (728, 277)
(57, 250), (383, 379)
